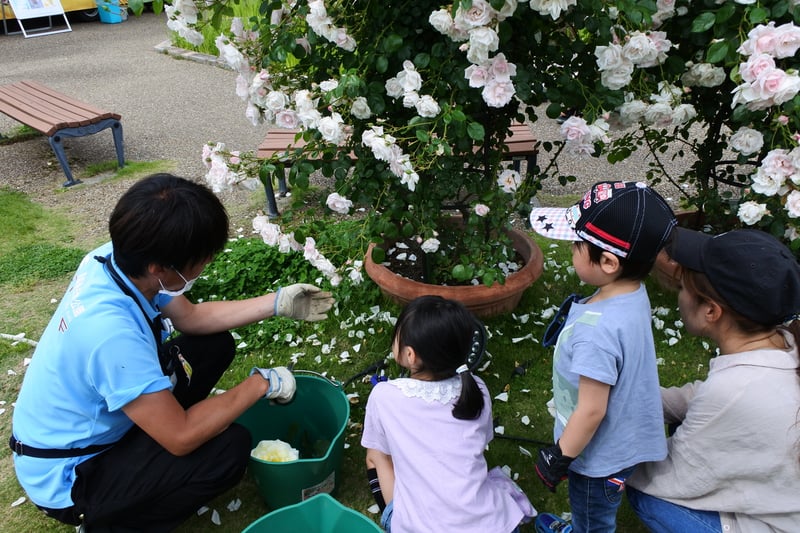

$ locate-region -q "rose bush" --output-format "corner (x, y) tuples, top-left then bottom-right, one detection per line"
(166, 0), (800, 289)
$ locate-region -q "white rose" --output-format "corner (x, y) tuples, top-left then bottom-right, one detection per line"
(297, 108), (322, 130)
(415, 95), (441, 118)
(497, 168), (522, 193)
(317, 113), (345, 144)
(251, 440), (299, 462)
(465, 64), (490, 88)
(643, 102), (673, 127)
(402, 91), (420, 108)
(275, 110), (300, 129)
(454, 0), (495, 30)
(326, 192), (353, 214)
(421, 238), (441, 253)
(468, 26), (500, 52)
(729, 127), (764, 156)
(618, 99), (648, 126)
(622, 32), (659, 67)
(786, 190), (800, 218)
(737, 201), (769, 225)
(264, 90), (288, 113)
(429, 9), (454, 35)
(474, 203), (490, 216)
(595, 43), (627, 71)
(350, 97), (372, 119)
(750, 167), (786, 196)
(256, 220), (283, 246)
(481, 79), (515, 108)
(600, 64), (634, 90)
(397, 61), (423, 92)
(385, 77), (404, 99)
(671, 103), (697, 126)
(319, 79), (338, 92)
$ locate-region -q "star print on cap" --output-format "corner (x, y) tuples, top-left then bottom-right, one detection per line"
(529, 181), (677, 262)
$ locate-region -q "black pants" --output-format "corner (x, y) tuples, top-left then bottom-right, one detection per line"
(39, 332), (252, 532)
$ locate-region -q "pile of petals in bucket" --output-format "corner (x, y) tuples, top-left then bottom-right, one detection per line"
(251, 439), (299, 462)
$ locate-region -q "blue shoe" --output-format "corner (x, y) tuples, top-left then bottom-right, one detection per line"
(535, 512), (572, 533)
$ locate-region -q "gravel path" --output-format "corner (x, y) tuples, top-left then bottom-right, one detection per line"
(0, 13), (690, 246)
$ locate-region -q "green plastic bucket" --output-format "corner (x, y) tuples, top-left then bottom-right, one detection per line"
(243, 493), (381, 532)
(236, 373), (350, 510)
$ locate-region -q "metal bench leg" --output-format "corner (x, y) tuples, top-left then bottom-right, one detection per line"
(110, 120), (125, 169)
(263, 172), (280, 219)
(48, 134), (81, 187)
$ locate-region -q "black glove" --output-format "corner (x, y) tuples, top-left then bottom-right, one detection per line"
(535, 441), (574, 492)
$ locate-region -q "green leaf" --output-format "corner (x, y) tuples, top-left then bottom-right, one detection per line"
(414, 53), (431, 69)
(748, 7), (769, 23)
(467, 122), (485, 142)
(706, 41), (729, 64)
(690, 12), (716, 33)
(714, 3), (736, 24)
(370, 246), (386, 264)
(382, 34), (404, 54)
(375, 55), (389, 74)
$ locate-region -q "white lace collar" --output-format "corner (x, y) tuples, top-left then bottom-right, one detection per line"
(390, 376), (461, 403)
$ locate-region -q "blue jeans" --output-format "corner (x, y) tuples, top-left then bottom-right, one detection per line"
(626, 486), (721, 532)
(567, 466), (634, 532)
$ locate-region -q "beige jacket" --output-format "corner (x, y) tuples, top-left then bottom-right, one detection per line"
(628, 329), (800, 533)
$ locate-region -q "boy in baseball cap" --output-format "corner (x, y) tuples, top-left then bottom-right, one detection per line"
(528, 181), (676, 532)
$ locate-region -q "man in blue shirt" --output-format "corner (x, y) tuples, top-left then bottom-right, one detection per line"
(10, 173), (334, 531)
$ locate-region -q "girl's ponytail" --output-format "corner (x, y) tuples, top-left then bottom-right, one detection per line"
(452, 364), (484, 420)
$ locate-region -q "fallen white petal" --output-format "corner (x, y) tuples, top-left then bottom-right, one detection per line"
(0, 409), (5, 416)
(7, 370), (16, 376)
(226, 498), (241, 512)
(495, 425), (505, 435)
(211, 509), (221, 525)
(197, 506), (209, 516)
(667, 337), (679, 346)
(236, 341), (247, 349)
(520, 415), (530, 426)
(11, 496), (25, 507)
(518, 446), (532, 457)
(367, 503), (380, 514)
(494, 392), (509, 402)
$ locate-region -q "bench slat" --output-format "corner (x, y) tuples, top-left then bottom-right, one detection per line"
(0, 80), (120, 136)
(0, 80), (125, 187)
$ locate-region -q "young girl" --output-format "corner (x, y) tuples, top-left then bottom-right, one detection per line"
(361, 295), (536, 532)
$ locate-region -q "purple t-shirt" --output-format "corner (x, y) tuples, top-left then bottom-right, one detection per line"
(361, 375), (535, 532)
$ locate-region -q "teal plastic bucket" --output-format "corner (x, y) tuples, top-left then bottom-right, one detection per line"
(95, 0), (127, 23)
(236, 373), (350, 510)
(243, 493), (381, 533)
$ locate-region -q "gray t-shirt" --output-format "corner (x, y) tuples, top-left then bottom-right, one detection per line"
(552, 283), (668, 477)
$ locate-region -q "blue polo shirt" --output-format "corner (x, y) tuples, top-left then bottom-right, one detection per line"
(11, 242), (174, 509)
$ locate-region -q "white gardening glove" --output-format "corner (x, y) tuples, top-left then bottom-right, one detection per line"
(274, 283), (334, 321)
(250, 366), (296, 403)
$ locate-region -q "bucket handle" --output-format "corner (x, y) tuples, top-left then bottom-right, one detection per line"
(291, 369), (344, 390)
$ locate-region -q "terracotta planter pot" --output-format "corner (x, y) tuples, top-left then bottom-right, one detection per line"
(364, 229), (544, 318)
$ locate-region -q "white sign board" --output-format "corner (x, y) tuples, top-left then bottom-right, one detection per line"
(3, 0), (71, 37)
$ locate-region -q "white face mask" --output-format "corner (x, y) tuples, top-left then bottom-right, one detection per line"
(158, 268), (198, 297)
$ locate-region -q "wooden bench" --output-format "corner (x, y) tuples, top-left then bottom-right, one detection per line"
(256, 122), (537, 218)
(0, 80), (125, 187)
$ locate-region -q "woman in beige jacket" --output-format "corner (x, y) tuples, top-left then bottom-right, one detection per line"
(627, 228), (800, 533)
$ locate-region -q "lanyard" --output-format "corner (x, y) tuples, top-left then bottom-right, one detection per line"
(93, 255), (172, 374)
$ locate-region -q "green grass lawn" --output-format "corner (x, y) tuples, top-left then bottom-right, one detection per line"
(0, 184), (711, 532)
